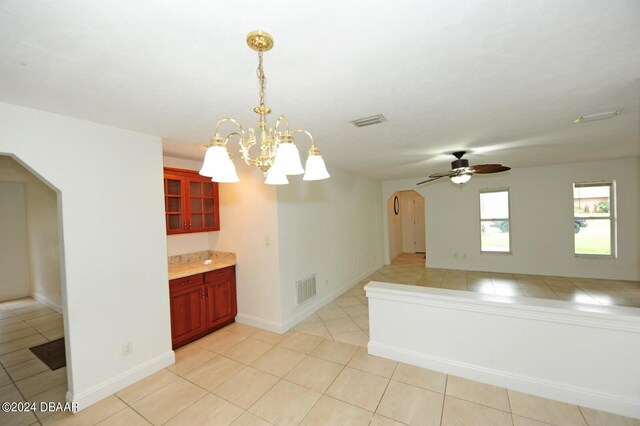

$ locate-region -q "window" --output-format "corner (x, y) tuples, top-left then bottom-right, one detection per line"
(573, 182), (616, 257)
(480, 189), (510, 253)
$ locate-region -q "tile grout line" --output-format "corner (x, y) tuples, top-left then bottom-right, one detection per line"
(293, 360), (346, 425)
(173, 341), (299, 420)
(0, 304), (61, 426)
(577, 405), (591, 426)
(506, 387), (514, 425)
(369, 360), (398, 419)
(439, 373), (449, 426)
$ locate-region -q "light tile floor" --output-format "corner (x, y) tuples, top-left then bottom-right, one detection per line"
(374, 254), (640, 307)
(0, 298), (66, 426)
(293, 253), (640, 347)
(21, 323), (638, 425)
(2, 256), (639, 425)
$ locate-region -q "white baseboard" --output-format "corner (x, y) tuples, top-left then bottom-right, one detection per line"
(235, 313), (284, 334)
(66, 351), (175, 411)
(368, 341), (640, 419)
(280, 263), (382, 333)
(0, 291), (31, 304)
(235, 263), (383, 335)
(31, 291), (63, 314)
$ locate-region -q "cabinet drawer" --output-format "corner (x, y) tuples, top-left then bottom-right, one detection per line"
(204, 266), (235, 283)
(169, 274), (204, 291)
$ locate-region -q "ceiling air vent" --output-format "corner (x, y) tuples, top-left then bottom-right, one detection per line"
(351, 114), (387, 128)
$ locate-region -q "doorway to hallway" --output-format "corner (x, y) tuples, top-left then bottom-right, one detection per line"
(387, 190), (426, 263)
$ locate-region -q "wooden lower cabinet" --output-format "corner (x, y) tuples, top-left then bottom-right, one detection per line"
(204, 267), (237, 329)
(169, 266), (237, 349)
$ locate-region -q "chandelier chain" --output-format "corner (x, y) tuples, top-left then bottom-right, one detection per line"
(201, 31), (329, 182)
(256, 51), (266, 107)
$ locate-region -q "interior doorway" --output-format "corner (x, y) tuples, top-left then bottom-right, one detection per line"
(388, 190), (426, 262)
(0, 155), (68, 423)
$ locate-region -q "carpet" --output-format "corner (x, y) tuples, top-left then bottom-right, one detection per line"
(29, 338), (66, 370)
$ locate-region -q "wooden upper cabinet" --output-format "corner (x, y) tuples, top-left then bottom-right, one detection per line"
(164, 167), (220, 234)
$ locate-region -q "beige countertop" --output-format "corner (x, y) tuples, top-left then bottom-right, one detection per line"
(168, 251), (236, 280)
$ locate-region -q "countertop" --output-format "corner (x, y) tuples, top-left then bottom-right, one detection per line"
(168, 251), (236, 280)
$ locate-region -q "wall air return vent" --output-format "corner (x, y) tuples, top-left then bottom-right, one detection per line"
(351, 114), (387, 127)
(296, 274), (317, 306)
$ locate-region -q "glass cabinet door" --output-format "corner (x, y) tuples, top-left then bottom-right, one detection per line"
(164, 176), (184, 233)
(189, 181), (216, 231)
(163, 168), (220, 234)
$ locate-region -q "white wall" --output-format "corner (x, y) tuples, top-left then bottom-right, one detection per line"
(213, 165), (282, 330)
(163, 157), (385, 332)
(387, 193), (403, 261)
(382, 157), (640, 280)
(25, 179), (62, 312)
(277, 168), (384, 328)
(400, 191), (418, 254)
(0, 102), (173, 409)
(0, 182), (30, 301)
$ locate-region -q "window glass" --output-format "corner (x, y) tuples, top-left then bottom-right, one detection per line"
(573, 182), (615, 256)
(480, 191), (509, 219)
(480, 190), (510, 253)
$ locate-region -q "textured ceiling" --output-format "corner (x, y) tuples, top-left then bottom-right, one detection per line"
(0, 0), (638, 181)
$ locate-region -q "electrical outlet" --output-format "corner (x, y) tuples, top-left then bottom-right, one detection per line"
(122, 342), (133, 357)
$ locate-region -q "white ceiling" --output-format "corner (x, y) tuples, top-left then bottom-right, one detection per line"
(0, 1), (638, 181)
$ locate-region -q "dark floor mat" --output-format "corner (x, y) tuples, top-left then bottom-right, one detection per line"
(29, 338), (66, 370)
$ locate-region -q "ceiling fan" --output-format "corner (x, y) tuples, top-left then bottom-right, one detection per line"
(417, 151), (510, 186)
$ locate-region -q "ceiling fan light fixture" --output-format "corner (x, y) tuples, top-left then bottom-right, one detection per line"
(450, 173), (472, 185)
(416, 151), (509, 187)
(574, 110), (621, 123)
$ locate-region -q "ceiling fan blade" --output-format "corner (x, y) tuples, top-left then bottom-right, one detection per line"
(428, 170), (455, 178)
(472, 164), (511, 174)
(417, 175), (446, 186)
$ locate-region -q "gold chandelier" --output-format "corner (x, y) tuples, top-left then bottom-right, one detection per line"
(199, 30), (330, 185)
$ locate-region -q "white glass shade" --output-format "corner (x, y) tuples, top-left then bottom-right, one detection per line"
(199, 146), (239, 183)
(273, 142), (304, 175)
(303, 154), (330, 181)
(450, 173), (472, 184)
(264, 166), (289, 185)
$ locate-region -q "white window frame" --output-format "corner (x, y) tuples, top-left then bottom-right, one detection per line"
(573, 181), (617, 259)
(479, 188), (511, 254)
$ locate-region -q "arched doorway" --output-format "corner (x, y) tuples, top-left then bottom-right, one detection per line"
(387, 190), (426, 263)
(0, 154), (69, 413)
